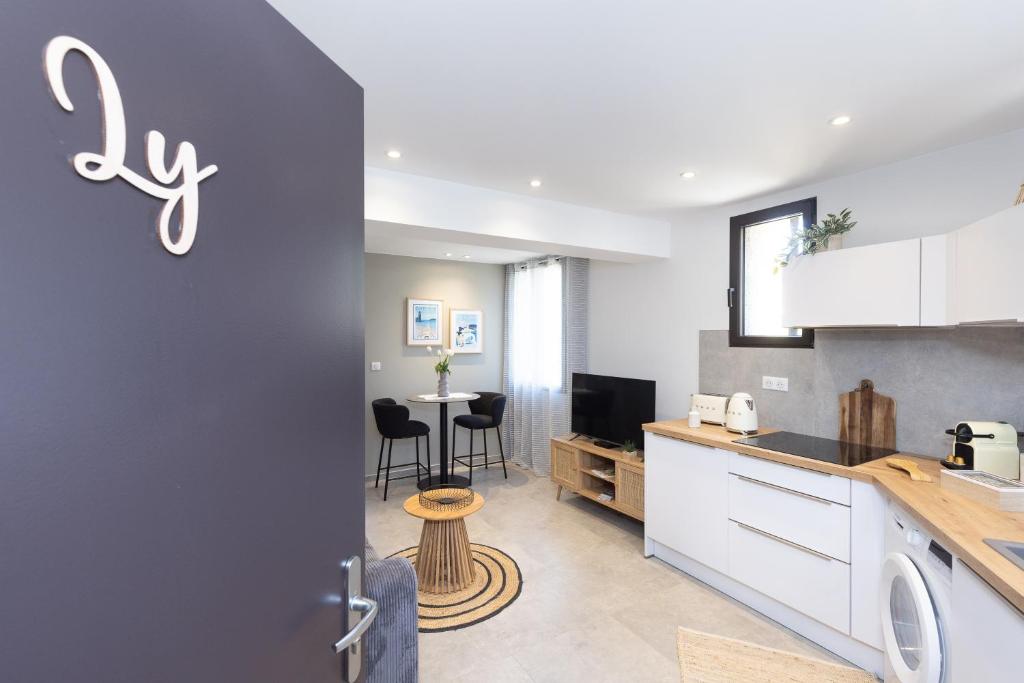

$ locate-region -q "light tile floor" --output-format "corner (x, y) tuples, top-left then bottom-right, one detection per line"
(367, 463), (850, 682)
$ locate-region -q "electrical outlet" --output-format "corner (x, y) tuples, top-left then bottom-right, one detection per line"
(370, 361), (382, 372)
(762, 376), (789, 392)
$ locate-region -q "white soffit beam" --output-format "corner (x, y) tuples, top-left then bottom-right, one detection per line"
(364, 226), (543, 265)
(365, 167), (670, 263)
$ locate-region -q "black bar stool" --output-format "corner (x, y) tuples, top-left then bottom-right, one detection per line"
(451, 392), (507, 483)
(372, 398), (430, 501)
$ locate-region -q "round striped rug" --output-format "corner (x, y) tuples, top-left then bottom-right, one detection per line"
(390, 543), (523, 633)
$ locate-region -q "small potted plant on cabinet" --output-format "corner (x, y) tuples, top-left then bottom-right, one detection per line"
(775, 207), (857, 271)
(622, 439), (640, 461)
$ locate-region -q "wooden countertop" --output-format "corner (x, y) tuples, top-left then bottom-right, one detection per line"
(644, 419), (1024, 613)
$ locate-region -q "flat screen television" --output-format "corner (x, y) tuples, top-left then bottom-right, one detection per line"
(570, 372), (655, 448)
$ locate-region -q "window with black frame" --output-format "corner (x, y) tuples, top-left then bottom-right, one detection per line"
(728, 197), (815, 348)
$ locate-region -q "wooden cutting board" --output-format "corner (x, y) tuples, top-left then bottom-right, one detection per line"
(839, 379), (896, 449)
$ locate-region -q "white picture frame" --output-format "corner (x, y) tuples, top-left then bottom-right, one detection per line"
(407, 298), (443, 346)
(450, 309), (482, 354)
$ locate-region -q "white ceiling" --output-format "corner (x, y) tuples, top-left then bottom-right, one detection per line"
(269, 0), (1024, 218)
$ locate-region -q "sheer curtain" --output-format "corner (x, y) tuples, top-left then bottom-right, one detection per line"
(502, 256), (588, 475)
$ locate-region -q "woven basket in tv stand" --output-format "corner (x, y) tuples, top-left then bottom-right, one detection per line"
(550, 434), (644, 522)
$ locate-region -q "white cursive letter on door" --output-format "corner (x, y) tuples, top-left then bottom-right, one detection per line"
(44, 35), (218, 256)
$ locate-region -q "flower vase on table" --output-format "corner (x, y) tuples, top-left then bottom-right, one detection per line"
(428, 346), (454, 398)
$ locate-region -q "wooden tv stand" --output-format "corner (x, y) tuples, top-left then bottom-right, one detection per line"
(550, 435), (644, 521)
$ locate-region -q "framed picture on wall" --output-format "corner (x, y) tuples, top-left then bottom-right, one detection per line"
(407, 298), (443, 346)
(450, 309), (482, 353)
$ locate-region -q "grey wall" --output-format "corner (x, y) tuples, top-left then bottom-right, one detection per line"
(364, 253), (505, 477)
(699, 328), (1024, 458)
(0, 2), (364, 680)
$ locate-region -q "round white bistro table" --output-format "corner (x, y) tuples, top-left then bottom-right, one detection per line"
(407, 392), (479, 489)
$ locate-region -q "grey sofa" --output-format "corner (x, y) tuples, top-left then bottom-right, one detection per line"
(364, 541), (418, 682)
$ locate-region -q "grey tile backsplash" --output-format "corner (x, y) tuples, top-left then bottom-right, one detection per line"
(699, 328), (1024, 459)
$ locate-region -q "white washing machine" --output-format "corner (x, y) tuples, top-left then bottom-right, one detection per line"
(880, 503), (954, 683)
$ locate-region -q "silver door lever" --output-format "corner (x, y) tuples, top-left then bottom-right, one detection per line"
(333, 556), (379, 682)
(331, 595), (378, 654)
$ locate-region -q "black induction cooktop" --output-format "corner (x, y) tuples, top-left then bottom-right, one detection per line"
(734, 431), (898, 467)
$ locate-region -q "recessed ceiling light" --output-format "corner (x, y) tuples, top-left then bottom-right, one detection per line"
(530, 179), (542, 188)
(444, 252), (453, 257)
(386, 149), (402, 159)
(680, 171), (697, 179)
(462, 255), (471, 259)
(829, 115), (852, 126)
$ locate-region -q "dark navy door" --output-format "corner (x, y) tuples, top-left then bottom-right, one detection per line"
(0, 1), (365, 680)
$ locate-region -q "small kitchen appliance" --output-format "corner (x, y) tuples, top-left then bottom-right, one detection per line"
(689, 393), (729, 425)
(725, 392), (758, 435)
(943, 421), (1021, 480)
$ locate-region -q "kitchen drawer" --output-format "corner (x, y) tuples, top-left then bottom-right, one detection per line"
(729, 473), (850, 562)
(728, 452), (850, 505)
(729, 520), (851, 634)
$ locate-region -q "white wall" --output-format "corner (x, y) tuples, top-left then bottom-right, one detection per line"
(590, 127), (1024, 420)
(364, 253), (505, 478)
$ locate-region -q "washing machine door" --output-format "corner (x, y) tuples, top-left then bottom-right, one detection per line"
(880, 553), (943, 683)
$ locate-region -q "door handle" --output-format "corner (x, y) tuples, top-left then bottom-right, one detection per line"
(735, 521), (834, 562)
(331, 596), (378, 654)
(735, 474), (833, 505)
(332, 556), (379, 682)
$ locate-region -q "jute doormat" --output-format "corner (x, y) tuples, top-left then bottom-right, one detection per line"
(677, 627), (877, 683)
(389, 543), (522, 633)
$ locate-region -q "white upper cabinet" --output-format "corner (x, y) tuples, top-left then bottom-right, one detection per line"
(919, 233), (956, 326)
(780, 205), (1023, 328)
(781, 238), (924, 328)
(952, 204), (1024, 325)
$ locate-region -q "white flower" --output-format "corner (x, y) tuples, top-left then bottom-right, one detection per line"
(445, 348), (454, 356)
(426, 346), (433, 353)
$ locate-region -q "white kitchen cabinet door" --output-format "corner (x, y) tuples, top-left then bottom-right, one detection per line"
(953, 204), (1024, 325)
(645, 433), (729, 574)
(849, 481), (885, 649)
(920, 233), (956, 327)
(781, 238), (922, 328)
(951, 559), (1024, 682)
